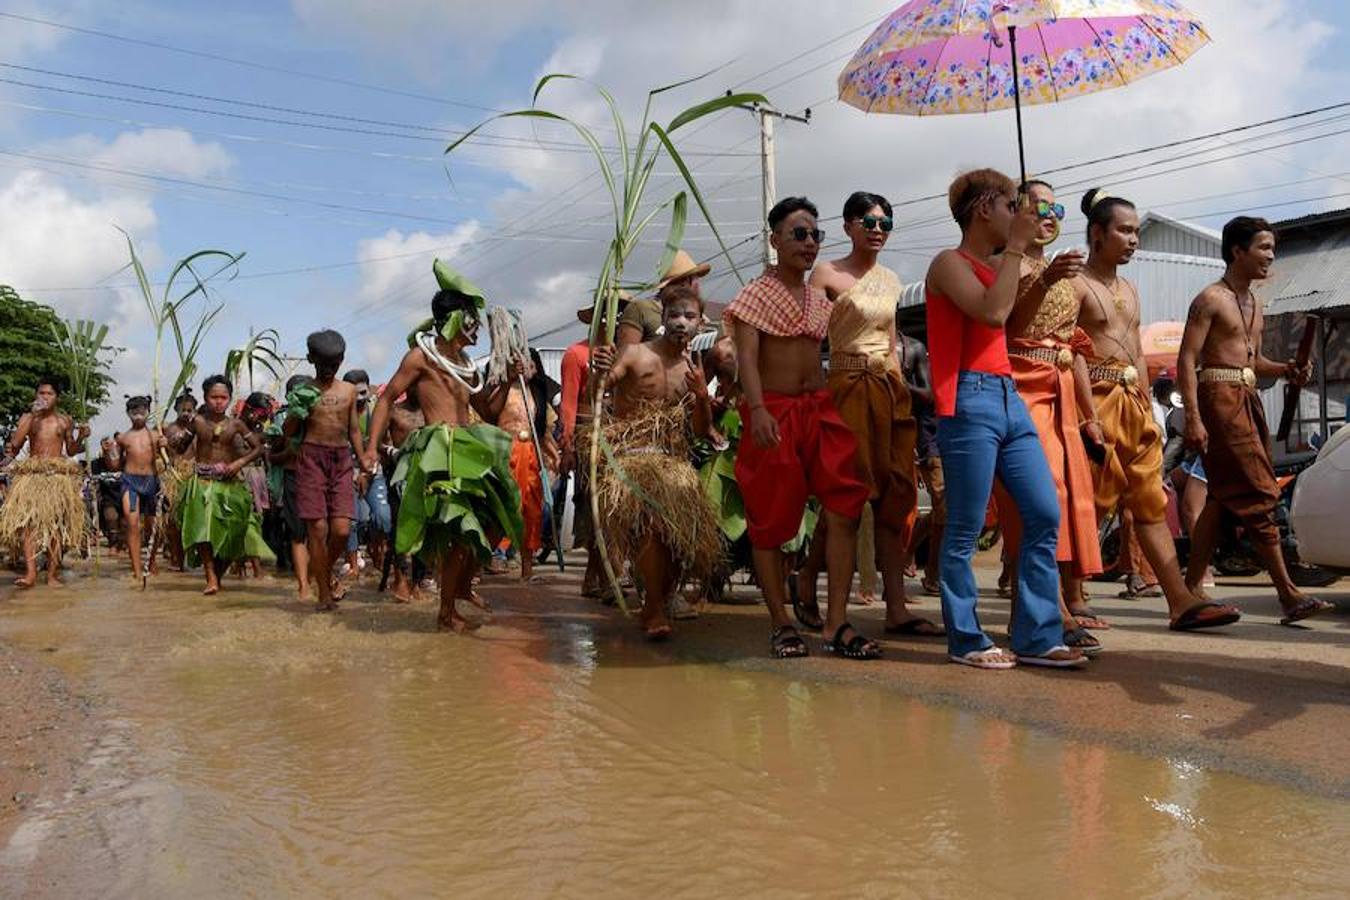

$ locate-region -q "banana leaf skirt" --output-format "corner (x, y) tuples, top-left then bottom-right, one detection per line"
(177, 474), (273, 566)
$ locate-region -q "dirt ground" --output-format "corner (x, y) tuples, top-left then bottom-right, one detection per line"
(0, 546), (1346, 841)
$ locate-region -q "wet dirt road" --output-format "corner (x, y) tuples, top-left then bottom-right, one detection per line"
(0, 561), (1346, 898)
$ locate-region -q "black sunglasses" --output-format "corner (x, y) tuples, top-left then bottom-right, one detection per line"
(788, 226), (825, 244)
(858, 215), (894, 232)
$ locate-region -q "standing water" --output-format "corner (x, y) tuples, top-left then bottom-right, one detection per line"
(0, 575), (1345, 898)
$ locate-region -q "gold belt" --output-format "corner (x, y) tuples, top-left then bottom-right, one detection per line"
(829, 352), (895, 375)
(1088, 363), (1140, 386)
(1199, 366), (1257, 388)
(1009, 346), (1074, 371)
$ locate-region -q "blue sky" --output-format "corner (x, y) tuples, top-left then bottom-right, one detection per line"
(1, 0), (1347, 432)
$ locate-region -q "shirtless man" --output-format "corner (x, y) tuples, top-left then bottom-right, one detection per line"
(174, 375), (268, 595)
(362, 261), (519, 633)
(1178, 216), (1331, 625)
(379, 386), (425, 603)
(591, 284), (717, 639)
(1072, 188), (1239, 631)
(497, 355), (558, 583)
(283, 330), (367, 612)
(725, 196), (872, 660)
(1, 378), (88, 587)
(104, 395), (167, 586)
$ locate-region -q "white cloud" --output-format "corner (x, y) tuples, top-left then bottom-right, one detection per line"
(356, 223), (482, 306)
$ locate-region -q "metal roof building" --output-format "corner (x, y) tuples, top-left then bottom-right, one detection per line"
(1137, 212), (1222, 259)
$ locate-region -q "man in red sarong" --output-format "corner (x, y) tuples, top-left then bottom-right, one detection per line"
(1178, 215), (1332, 626)
(726, 196), (872, 661)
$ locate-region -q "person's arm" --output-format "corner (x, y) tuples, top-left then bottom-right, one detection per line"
(64, 416), (89, 457)
(365, 351), (420, 471)
(905, 342), (934, 407)
(684, 352), (713, 440)
(3, 413), (33, 463)
(1178, 294), (1213, 453)
(1251, 302), (1310, 383)
(1070, 355), (1104, 447)
(927, 248), (1025, 328)
(733, 325), (779, 448)
(224, 426), (265, 477)
(106, 435), (125, 472)
(615, 301), (647, 347)
(559, 350), (582, 451)
(347, 394), (367, 467)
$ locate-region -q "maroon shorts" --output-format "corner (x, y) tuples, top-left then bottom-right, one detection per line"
(296, 443), (355, 521)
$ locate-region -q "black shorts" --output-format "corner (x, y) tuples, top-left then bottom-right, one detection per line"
(282, 469), (307, 542)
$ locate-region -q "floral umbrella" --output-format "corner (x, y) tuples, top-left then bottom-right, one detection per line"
(838, 0), (1210, 182)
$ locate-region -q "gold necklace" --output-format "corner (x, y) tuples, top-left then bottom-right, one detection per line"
(1087, 270), (1126, 312)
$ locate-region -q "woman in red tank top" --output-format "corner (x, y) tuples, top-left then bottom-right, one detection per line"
(923, 169), (1085, 671)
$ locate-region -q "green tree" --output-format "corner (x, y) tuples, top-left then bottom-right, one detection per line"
(0, 285), (115, 440)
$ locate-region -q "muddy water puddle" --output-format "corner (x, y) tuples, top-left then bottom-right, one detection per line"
(1, 575), (1346, 898)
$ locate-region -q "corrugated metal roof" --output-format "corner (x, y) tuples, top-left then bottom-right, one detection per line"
(1272, 206), (1350, 234)
(1260, 222), (1350, 316)
(1138, 212), (1222, 258)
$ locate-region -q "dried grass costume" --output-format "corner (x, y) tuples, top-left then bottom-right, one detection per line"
(588, 400), (722, 585)
(0, 457), (87, 556)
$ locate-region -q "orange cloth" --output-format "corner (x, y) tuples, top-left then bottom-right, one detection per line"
(1090, 375), (1168, 525)
(827, 360), (917, 538)
(509, 438), (543, 553)
(996, 339), (1103, 578)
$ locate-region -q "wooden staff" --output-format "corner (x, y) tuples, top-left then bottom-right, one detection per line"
(1276, 314), (1319, 442)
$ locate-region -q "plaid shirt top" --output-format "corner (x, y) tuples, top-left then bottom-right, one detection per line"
(724, 269), (831, 341)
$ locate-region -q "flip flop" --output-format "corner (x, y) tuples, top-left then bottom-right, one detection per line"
(1015, 645), (1089, 668)
(950, 647), (1017, 670)
(1062, 626), (1103, 657)
(1169, 602), (1242, 632)
(883, 617), (946, 637)
(1279, 596), (1334, 626)
(1069, 608), (1111, 630)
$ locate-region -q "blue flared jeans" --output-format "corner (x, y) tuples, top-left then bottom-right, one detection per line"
(936, 372), (1063, 657)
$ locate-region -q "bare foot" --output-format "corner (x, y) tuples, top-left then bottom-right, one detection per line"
(45, 575), (63, 588)
(202, 584), (219, 596)
(314, 600), (338, 613)
(644, 622), (673, 642)
(436, 613), (482, 633)
(14, 575), (35, 589)
(148, 562), (160, 576)
(461, 591), (492, 614)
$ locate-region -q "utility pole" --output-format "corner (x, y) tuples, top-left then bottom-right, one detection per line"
(728, 94), (810, 268)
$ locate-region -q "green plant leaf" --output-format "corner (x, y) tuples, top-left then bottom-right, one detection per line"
(667, 92), (767, 133)
(648, 122), (747, 288)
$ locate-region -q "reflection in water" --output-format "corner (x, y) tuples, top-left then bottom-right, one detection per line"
(0, 579), (1345, 898)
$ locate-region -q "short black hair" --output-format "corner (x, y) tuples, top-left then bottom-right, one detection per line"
(431, 289), (478, 328)
(1080, 188), (1136, 242)
(843, 191), (892, 221)
(768, 196), (818, 231)
(36, 375), (63, 395)
(1221, 216), (1274, 264)
(201, 374), (233, 397)
(125, 394), (152, 412)
(660, 283), (703, 311)
(342, 369), (370, 386)
(285, 374), (313, 395)
(174, 390), (197, 410)
(306, 329), (346, 364)
(244, 391), (271, 410)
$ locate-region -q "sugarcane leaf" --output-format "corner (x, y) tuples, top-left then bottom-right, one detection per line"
(656, 191), (688, 284)
(648, 122), (747, 288)
(667, 92), (767, 133)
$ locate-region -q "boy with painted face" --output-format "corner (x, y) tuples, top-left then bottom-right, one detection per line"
(363, 260), (522, 634)
(590, 284), (722, 640)
(175, 375), (272, 595)
(159, 390), (199, 570)
(283, 330), (367, 612)
(105, 395), (167, 586)
(0, 377), (89, 588)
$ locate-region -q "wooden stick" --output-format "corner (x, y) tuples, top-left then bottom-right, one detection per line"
(1276, 314), (1319, 442)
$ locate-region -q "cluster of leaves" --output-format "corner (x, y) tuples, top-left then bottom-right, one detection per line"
(225, 328), (286, 396)
(0, 285), (116, 440)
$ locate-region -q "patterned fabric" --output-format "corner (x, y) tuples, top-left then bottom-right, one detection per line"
(725, 270), (831, 341)
(1020, 270), (1082, 343)
(827, 264), (903, 356)
(838, 1), (1210, 116)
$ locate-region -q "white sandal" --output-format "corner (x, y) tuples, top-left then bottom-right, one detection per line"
(949, 647), (1017, 670)
(1016, 644), (1088, 668)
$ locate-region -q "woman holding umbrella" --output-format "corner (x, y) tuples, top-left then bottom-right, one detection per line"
(924, 168), (1086, 670)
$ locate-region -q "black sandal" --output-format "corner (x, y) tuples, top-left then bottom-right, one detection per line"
(824, 622), (882, 660)
(788, 573), (824, 631)
(1062, 626), (1103, 657)
(770, 624), (809, 659)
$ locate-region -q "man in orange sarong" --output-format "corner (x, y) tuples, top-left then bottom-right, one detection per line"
(991, 182), (1105, 653)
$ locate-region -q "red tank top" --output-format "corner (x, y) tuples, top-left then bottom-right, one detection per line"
(925, 250), (1012, 417)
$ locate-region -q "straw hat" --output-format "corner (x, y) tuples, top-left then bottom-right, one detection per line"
(656, 249), (711, 290)
(576, 289), (632, 324)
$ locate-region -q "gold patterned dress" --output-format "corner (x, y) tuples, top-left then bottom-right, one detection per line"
(826, 264), (917, 537)
(996, 266), (1103, 577)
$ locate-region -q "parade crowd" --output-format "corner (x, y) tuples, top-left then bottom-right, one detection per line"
(1, 168), (1334, 671)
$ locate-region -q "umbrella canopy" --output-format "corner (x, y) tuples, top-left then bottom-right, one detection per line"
(838, 0), (1210, 116)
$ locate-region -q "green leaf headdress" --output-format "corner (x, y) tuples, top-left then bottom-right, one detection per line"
(407, 259), (488, 348)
